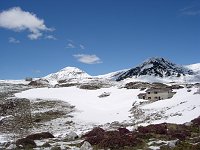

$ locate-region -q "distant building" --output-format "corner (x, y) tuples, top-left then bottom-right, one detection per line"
(138, 88), (176, 101)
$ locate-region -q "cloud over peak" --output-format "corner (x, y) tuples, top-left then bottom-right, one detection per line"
(0, 7), (53, 40)
(73, 54), (102, 64)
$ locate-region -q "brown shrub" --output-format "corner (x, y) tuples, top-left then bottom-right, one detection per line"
(82, 127), (105, 138)
(138, 123), (167, 135)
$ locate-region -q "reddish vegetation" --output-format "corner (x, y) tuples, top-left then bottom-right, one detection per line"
(138, 123), (167, 135)
(82, 127), (105, 138)
(83, 116), (200, 149)
(83, 127), (144, 148)
(191, 116), (200, 125)
(118, 127), (130, 135)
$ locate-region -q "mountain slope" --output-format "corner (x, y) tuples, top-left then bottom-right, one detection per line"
(116, 57), (194, 81)
(186, 63), (200, 73)
(43, 67), (91, 83)
(96, 69), (128, 80)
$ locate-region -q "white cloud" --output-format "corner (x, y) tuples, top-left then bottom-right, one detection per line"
(180, 5), (200, 16)
(66, 43), (75, 48)
(0, 7), (53, 40)
(73, 54), (102, 64)
(8, 37), (20, 43)
(182, 10), (200, 16)
(80, 44), (85, 50)
(45, 35), (57, 40)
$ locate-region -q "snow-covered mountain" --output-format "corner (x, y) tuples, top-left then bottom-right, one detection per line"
(96, 69), (128, 80)
(43, 67), (91, 84)
(186, 63), (200, 73)
(34, 57), (200, 85)
(116, 57), (195, 81)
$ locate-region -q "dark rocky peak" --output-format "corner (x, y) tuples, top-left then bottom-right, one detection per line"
(116, 57), (194, 81)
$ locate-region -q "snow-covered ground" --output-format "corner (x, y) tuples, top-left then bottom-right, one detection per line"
(118, 74), (200, 84)
(15, 87), (140, 124)
(138, 87), (200, 125)
(0, 79), (29, 84)
(186, 63), (200, 73)
(15, 86), (200, 128)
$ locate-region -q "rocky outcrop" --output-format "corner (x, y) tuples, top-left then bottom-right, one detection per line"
(28, 79), (49, 86)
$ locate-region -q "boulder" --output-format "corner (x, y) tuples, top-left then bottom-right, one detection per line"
(64, 131), (79, 141)
(16, 138), (36, 149)
(98, 92), (110, 98)
(80, 141), (93, 150)
(26, 132), (54, 140)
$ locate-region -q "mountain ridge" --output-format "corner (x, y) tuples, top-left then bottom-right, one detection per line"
(41, 57), (200, 84)
(116, 57), (194, 81)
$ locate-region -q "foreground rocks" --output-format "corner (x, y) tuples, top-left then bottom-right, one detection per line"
(82, 117), (200, 150)
(2, 116), (200, 150)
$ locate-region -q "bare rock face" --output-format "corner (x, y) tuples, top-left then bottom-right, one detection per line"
(28, 79), (49, 86)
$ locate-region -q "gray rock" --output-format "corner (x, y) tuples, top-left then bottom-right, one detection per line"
(64, 131), (78, 141)
(184, 122), (193, 126)
(80, 141), (93, 150)
(167, 140), (179, 148)
(6, 144), (17, 150)
(42, 142), (51, 147)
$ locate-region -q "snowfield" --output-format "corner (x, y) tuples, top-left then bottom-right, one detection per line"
(139, 88), (200, 125)
(15, 87), (140, 124)
(15, 86), (200, 127)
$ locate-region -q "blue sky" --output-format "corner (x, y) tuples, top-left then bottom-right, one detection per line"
(0, 0), (200, 79)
